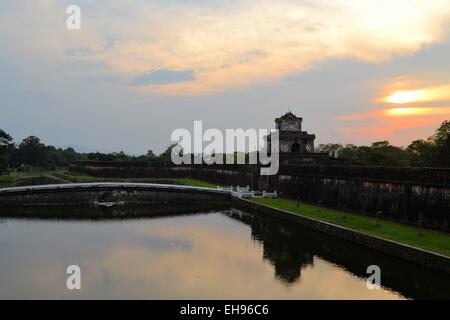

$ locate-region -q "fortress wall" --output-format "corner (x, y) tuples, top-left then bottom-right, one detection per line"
(70, 162), (192, 178)
(70, 162), (257, 187)
(69, 162), (450, 231)
(276, 170), (450, 231)
(0, 184), (230, 207)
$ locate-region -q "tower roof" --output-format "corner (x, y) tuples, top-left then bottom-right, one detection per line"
(275, 111), (302, 122)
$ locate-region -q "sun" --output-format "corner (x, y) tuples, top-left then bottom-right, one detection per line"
(384, 90), (427, 104)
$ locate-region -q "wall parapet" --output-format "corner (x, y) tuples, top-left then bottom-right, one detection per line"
(0, 182), (230, 206)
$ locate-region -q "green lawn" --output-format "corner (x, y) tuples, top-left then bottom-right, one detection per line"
(0, 171), (32, 186)
(57, 171), (218, 188)
(175, 178), (217, 188)
(0, 170), (56, 188)
(53, 170), (109, 183)
(251, 197), (450, 257)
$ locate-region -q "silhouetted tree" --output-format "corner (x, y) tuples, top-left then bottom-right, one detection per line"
(433, 120), (450, 167)
(157, 143), (180, 163)
(16, 136), (52, 167)
(406, 139), (436, 167)
(0, 129), (14, 169)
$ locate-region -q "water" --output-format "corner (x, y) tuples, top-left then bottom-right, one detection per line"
(1, 207), (449, 299)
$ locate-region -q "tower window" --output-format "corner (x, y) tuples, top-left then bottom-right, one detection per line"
(292, 142), (300, 153)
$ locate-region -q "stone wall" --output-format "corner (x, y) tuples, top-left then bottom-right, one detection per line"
(69, 161), (450, 231)
(275, 166), (450, 231)
(70, 161), (257, 188)
(0, 184), (230, 206)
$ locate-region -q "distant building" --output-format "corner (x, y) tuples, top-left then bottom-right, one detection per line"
(268, 112), (330, 166)
(275, 112), (316, 153)
(146, 150), (157, 160)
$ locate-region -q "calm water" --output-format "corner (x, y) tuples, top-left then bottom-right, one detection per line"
(1, 207), (450, 299)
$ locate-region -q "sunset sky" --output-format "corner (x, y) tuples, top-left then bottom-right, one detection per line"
(1, 0), (450, 154)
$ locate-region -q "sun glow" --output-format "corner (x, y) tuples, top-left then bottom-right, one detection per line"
(385, 107), (424, 116)
(385, 107), (450, 116)
(384, 90), (427, 104)
(337, 106), (450, 121)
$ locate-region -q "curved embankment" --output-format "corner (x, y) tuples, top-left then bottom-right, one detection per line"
(0, 182), (230, 207)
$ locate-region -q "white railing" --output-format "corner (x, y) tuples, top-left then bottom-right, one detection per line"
(216, 185), (278, 199)
(231, 190), (255, 198)
(237, 185), (250, 192)
(217, 186), (233, 191)
(262, 190), (278, 198)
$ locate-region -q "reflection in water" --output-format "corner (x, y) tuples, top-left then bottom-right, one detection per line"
(225, 209), (450, 299)
(0, 206), (449, 299)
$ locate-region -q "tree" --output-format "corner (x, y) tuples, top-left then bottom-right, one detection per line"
(433, 120), (450, 145)
(406, 139), (436, 167)
(367, 141), (409, 166)
(0, 129), (14, 169)
(321, 141), (410, 166)
(0, 129), (13, 148)
(17, 136), (52, 167)
(157, 144), (181, 163)
(316, 143), (343, 155)
(432, 120), (450, 167)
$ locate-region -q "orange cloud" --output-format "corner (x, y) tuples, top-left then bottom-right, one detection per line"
(385, 107), (450, 116)
(336, 106), (450, 144)
(13, 0), (450, 95)
(119, 0), (450, 94)
(337, 106), (450, 121)
(383, 84), (450, 104)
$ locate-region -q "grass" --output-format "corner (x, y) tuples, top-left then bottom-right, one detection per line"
(175, 178), (217, 188)
(0, 170), (52, 188)
(57, 171), (217, 188)
(251, 197), (450, 257)
(54, 170), (109, 183)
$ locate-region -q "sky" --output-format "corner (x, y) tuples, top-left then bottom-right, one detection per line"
(1, 0), (450, 154)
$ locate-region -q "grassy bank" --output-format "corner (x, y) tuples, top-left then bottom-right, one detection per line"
(54, 171), (217, 188)
(251, 198), (450, 257)
(0, 170), (64, 188)
(175, 178), (217, 188)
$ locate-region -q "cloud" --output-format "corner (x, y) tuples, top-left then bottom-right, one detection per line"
(130, 69), (196, 86)
(336, 106), (450, 144)
(2, 0), (450, 95)
(66, 47), (97, 57)
(103, 0), (450, 94)
(336, 106), (450, 121)
(66, 39), (117, 57)
(382, 84), (450, 104)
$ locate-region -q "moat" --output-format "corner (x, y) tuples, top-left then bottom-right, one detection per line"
(1, 207), (450, 299)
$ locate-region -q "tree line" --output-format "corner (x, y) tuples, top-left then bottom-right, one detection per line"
(317, 120), (450, 167)
(1, 120), (449, 170)
(0, 133), (167, 170)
